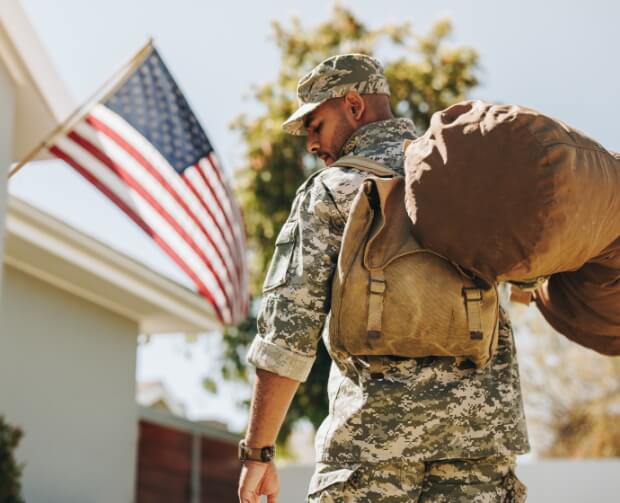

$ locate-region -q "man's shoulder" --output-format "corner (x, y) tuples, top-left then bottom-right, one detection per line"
(297, 166), (369, 221)
(317, 165), (368, 197)
(298, 141), (404, 218)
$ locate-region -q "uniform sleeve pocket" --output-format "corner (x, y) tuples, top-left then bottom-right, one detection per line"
(262, 220), (298, 292)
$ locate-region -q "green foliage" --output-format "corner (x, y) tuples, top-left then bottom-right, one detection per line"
(0, 417), (25, 503)
(221, 6), (481, 446)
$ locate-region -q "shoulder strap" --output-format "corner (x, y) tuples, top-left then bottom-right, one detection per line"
(331, 155), (398, 178)
(295, 155), (396, 196)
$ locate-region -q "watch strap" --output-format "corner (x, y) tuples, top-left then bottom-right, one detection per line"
(238, 440), (275, 462)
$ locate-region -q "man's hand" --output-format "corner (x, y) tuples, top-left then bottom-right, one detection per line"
(238, 460), (280, 503)
(239, 369), (299, 502)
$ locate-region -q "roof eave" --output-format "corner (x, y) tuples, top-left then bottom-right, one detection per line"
(4, 196), (222, 333)
(0, 0), (75, 162)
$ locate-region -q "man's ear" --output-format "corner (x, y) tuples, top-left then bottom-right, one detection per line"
(344, 91), (365, 121)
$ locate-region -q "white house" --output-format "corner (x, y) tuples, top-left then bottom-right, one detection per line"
(0, 0), (75, 282)
(1, 197), (221, 502)
(0, 2), (225, 501)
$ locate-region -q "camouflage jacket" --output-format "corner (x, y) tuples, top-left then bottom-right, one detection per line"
(247, 118), (530, 465)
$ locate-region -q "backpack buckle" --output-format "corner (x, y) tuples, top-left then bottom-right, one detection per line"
(366, 356), (386, 380)
(463, 287), (483, 302)
(369, 278), (386, 294)
(462, 287), (484, 340)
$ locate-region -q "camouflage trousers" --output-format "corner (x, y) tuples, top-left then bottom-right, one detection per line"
(307, 454), (527, 502)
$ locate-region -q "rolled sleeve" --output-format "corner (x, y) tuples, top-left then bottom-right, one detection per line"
(246, 174), (345, 382)
(246, 335), (316, 382)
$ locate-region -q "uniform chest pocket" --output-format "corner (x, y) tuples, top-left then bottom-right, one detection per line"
(262, 220), (298, 292)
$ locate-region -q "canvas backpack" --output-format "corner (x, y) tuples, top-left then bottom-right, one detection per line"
(326, 156), (500, 370)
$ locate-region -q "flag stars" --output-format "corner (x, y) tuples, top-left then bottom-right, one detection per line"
(104, 49), (213, 174)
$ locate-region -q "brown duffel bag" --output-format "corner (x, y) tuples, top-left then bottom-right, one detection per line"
(534, 236), (620, 355)
(404, 100), (620, 355)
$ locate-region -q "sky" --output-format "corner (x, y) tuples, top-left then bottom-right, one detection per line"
(9, 0), (620, 430)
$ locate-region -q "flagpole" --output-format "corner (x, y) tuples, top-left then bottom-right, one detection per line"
(8, 38), (155, 179)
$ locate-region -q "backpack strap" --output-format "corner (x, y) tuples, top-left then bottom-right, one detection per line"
(367, 268), (386, 344)
(331, 155), (398, 178)
(323, 156), (399, 378)
(334, 156), (394, 378)
(296, 156), (395, 196)
(462, 287), (484, 340)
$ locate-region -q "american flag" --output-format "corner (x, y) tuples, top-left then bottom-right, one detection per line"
(48, 46), (248, 325)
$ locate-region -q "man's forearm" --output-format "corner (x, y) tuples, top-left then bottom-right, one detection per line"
(244, 368), (300, 447)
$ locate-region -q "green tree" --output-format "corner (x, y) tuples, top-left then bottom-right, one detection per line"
(221, 5), (480, 446)
(509, 302), (620, 458)
(0, 417), (25, 503)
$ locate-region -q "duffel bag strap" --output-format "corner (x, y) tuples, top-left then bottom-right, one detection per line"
(462, 287), (484, 340)
(367, 269), (386, 346)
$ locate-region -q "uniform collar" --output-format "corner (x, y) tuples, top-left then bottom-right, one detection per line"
(340, 118), (416, 157)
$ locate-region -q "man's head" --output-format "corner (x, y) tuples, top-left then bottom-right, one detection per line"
(282, 53), (393, 165)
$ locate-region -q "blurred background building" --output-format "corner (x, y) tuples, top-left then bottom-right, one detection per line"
(0, 2), (240, 501)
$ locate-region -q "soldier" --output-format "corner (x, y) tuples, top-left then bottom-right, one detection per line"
(238, 54), (530, 502)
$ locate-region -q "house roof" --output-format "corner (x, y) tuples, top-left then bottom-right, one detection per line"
(137, 380), (187, 417)
(4, 196), (222, 333)
(139, 405), (240, 444)
(0, 0), (74, 163)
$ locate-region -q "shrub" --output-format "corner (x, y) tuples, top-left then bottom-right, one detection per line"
(0, 416), (24, 503)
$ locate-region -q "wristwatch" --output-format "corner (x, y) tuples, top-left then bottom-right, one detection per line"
(238, 440), (275, 462)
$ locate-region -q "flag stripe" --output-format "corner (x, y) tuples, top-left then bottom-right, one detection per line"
(223, 186), (248, 319)
(83, 110), (242, 303)
(180, 168), (243, 319)
(49, 144), (226, 322)
(205, 154), (246, 248)
(195, 158), (241, 253)
(182, 165), (242, 272)
(200, 158), (248, 316)
(63, 129), (234, 319)
(183, 162), (245, 321)
(205, 153), (250, 314)
(192, 160), (246, 320)
(89, 106), (242, 284)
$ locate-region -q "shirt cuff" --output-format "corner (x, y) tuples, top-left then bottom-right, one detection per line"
(246, 336), (316, 382)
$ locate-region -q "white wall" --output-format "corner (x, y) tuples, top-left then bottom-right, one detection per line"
(280, 459), (620, 502)
(0, 59), (13, 290)
(0, 265), (139, 503)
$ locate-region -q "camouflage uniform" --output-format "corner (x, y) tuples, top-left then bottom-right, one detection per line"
(247, 54), (530, 502)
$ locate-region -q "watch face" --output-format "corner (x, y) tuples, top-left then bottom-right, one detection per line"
(261, 446), (274, 462)
(239, 440), (274, 462)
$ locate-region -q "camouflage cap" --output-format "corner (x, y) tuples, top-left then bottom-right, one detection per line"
(282, 53), (391, 135)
